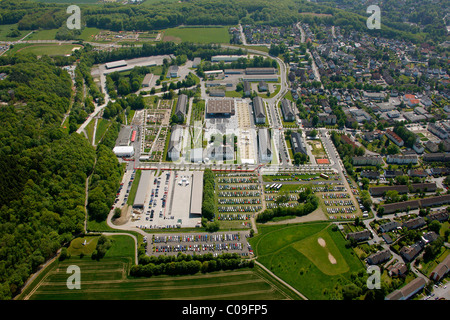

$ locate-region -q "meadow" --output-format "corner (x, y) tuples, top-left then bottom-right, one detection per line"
(7, 43), (81, 56)
(249, 222), (365, 299)
(162, 26), (231, 44)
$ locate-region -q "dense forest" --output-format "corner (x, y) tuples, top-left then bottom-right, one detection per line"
(0, 54), (98, 299)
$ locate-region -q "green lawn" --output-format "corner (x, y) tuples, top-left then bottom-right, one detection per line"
(249, 222), (365, 299)
(127, 169), (142, 206)
(0, 24), (29, 41)
(7, 43), (82, 56)
(94, 118), (111, 145)
(162, 26), (231, 44)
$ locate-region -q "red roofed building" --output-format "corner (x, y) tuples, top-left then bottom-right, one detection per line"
(385, 129), (404, 147)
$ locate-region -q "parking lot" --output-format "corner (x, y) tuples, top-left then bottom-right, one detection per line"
(145, 230), (253, 257)
(116, 169), (202, 230)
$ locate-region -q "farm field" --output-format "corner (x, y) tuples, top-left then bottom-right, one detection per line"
(162, 26), (231, 44)
(21, 235), (295, 300)
(249, 222), (365, 300)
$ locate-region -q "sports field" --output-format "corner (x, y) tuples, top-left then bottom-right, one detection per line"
(21, 235), (297, 300)
(162, 26), (231, 44)
(249, 222), (365, 300)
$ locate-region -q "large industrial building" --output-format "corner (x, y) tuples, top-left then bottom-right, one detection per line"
(206, 99), (235, 118)
(190, 171), (204, 216)
(113, 146), (135, 158)
(133, 170), (151, 208)
(211, 55), (245, 62)
(245, 68), (277, 75)
(258, 128), (272, 163)
(106, 60), (127, 69)
(252, 96), (266, 124)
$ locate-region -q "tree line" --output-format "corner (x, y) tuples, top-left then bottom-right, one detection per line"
(131, 252), (254, 277)
(256, 186), (319, 222)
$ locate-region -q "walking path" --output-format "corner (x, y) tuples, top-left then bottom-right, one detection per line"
(254, 260), (308, 300)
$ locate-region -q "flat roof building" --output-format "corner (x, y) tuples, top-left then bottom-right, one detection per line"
(133, 170), (151, 208)
(113, 146), (134, 158)
(106, 60), (127, 69)
(190, 171), (204, 216)
(211, 55), (245, 62)
(245, 67), (277, 75)
(206, 99), (235, 118)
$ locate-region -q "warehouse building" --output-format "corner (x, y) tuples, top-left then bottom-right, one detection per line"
(211, 55), (244, 62)
(190, 171), (204, 216)
(106, 60), (127, 69)
(133, 170), (151, 209)
(113, 146), (134, 158)
(206, 99), (235, 118)
(245, 67), (276, 75)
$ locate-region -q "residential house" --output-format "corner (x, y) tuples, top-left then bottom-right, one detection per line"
(346, 230), (372, 242)
(366, 249), (391, 265)
(384, 129), (404, 147)
(280, 99), (295, 122)
(400, 242), (423, 262)
(385, 277), (427, 300)
(379, 221), (400, 233)
(402, 217), (426, 230)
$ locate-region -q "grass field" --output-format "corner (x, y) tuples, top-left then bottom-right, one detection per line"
(22, 235), (296, 300)
(0, 24), (28, 41)
(249, 222), (365, 299)
(162, 26), (231, 44)
(7, 43), (82, 56)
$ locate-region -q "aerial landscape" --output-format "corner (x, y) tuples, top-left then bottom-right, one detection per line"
(0, 0), (449, 308)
